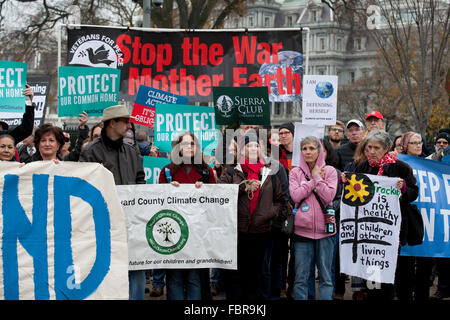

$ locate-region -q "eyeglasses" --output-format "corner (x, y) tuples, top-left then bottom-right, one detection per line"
(329, 128), (344, 133)
(279, 131), (291, 136)
(180, 142), (195, 147)
(436, 140), (448, 145)
(408, 141), (423, 146)
(117, 118), (130, 124)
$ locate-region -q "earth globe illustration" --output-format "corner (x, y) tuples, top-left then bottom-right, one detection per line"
(258, 51), (303, 102)
(315, 81), (334, 98)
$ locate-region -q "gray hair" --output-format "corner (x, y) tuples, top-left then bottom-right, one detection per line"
(300, 136), (321, 149)
(366, 130), (392, 150)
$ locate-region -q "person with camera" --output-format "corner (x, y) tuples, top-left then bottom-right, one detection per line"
(288, 136), (338, 300)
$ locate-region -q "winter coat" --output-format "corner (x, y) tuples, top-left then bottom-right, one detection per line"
(79, 131), (145, 185)
(159, 163), (216, 184)
(336, 141), (357, 172)
(219, 161), (285, 234)
(352, 159), (418, 246)
(289, 145), (338, 240)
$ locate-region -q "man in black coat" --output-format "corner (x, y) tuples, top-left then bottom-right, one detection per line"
(336, 119), (365, 171)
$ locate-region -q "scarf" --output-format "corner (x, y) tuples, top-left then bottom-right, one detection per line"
(102, 129), (123, 150)
(368, 152), (397, 175)
(240, 158), (265, 215)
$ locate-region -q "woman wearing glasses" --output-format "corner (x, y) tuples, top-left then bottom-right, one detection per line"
(158, 131), (215, 300)
(396, 131), (432, 300)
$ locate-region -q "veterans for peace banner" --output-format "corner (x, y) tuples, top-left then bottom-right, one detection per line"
(399, 154), (450, 258)
(0, 75), (51, 128)
(340, 174), (402, 284)
(0, 161), (129, 300)
(143, 156), (171, 184)
(0, 60), (27, 113)
(67, 26), (303, 103)
(131, 85), (188, 128)
(58, 66), (120, 117)
(212, 86), (270, 126)
(154, 103), (220, 154)
(302, 75), (338, 126)
(116, 184), (238, 271)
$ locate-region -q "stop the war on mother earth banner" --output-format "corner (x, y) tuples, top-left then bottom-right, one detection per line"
(399, 154), (450, 258)
(67, 27), (303, 103)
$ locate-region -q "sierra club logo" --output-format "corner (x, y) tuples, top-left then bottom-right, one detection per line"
(68, 34), (123, 68)
(146, 209), (189, 255)
(216, 95), (234, 118)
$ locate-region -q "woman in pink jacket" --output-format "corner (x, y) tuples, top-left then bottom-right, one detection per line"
(289, 136), (338, 300)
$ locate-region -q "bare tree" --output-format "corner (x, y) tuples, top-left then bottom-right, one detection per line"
(324, 0), (450, 137)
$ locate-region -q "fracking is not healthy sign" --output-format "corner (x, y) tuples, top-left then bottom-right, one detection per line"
(213, 86), (270, 125)
(0, 60), (27, 113)
(58, 66), (120, 117)
(131, 85), (188, 127)
(67, 27), (303, 103)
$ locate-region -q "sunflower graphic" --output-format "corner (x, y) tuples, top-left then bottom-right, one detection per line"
(342, 173), (375, 207)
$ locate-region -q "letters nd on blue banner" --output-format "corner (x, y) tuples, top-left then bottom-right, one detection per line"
(399, 154), (450, 258)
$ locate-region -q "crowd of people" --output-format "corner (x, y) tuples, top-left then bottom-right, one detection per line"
(1, 88), (449, 301)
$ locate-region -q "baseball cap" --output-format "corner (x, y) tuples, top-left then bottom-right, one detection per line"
(346, 119), (364, 129)
(366, 110), (384, 121)
(102, 105), (132, 122)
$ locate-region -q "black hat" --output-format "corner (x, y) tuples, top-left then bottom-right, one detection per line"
(435, 132), (450, 144)
(241, 133), (259, 148)
(279, 122), (295, 135)
(0, 120), (9, 131)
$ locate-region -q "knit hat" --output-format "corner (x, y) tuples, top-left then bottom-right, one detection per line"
(401, 131), (416, 154)
(279, 122), (295, 135)
(435, 132), (450, 145)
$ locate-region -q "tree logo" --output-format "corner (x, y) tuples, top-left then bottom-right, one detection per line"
(146, 209), (189, 255)
(216, 95), (234, 118)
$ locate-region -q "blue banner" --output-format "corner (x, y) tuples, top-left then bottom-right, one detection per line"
(399, 154), (450, 258)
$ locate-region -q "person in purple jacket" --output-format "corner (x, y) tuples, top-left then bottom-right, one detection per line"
(289, 136), (338, 300)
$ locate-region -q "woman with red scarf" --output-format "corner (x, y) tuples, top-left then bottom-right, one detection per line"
(219, 133), (285, 300)
(342, 130), (418, 300)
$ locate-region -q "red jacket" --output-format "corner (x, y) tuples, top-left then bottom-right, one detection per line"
(158, 163), (216, 184)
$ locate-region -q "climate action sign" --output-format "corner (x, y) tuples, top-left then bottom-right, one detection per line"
(67, 27), (303, 103)
(0, 60), (27, 113)
(58, 66), (120, 117)
(213, 86), (270, 125)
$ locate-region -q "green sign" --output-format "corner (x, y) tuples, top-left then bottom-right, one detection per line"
(154, 103), (220, 155)
(212, 86), (270, 125)
(142, 156), (171, 184)
(0, 60), (27, 113)
(58, 66), (121, 117)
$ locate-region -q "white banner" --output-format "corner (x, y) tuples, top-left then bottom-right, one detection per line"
(117, 184), (238, 271)
(0, 161), (129, 300)
(340, 173), (402, 284)
(302, 75), (338, 126)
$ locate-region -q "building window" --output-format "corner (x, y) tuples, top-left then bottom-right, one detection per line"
(274, 103), (281, 115)
(337, 38), (342, 51)
(249, 16), (254, 27)
(350, 71), (355, 83)
(286, 103), (292, 115)
(265, 17), (270, 27)
(354, 38), (361, 50)
(287, 16), (293, 27)
(320, 38), (325, 51)
(234, 18), (239, 28)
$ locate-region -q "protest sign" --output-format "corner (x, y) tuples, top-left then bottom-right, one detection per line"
(399, 155), (450, 258)
(67, 27), (303, 103)
(58, 66), (120, 117)
(143, 156), (171, 184)
(0, 75), (51, 128)
(302, 75), (338, 126)
(340, 174), (402, 284)
(0, 161), (129, 300)
(291, 122), (325, 167)
(0, 60), (27, 113)
(116, 184), (238, 270)
(212, 86), (270, 126)
(131, 85), (188, 127)
(154, 103), (220, 154)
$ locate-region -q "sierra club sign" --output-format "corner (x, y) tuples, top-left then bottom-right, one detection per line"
(67, 27), (303, 103)
(213, 86), (270, 125)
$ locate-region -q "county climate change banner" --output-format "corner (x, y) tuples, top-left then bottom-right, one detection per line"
(117, 184), (238, 271)
(399, 154), (450, 258)
(0, 162), (129, 300)
(67, 26), (303, 102)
